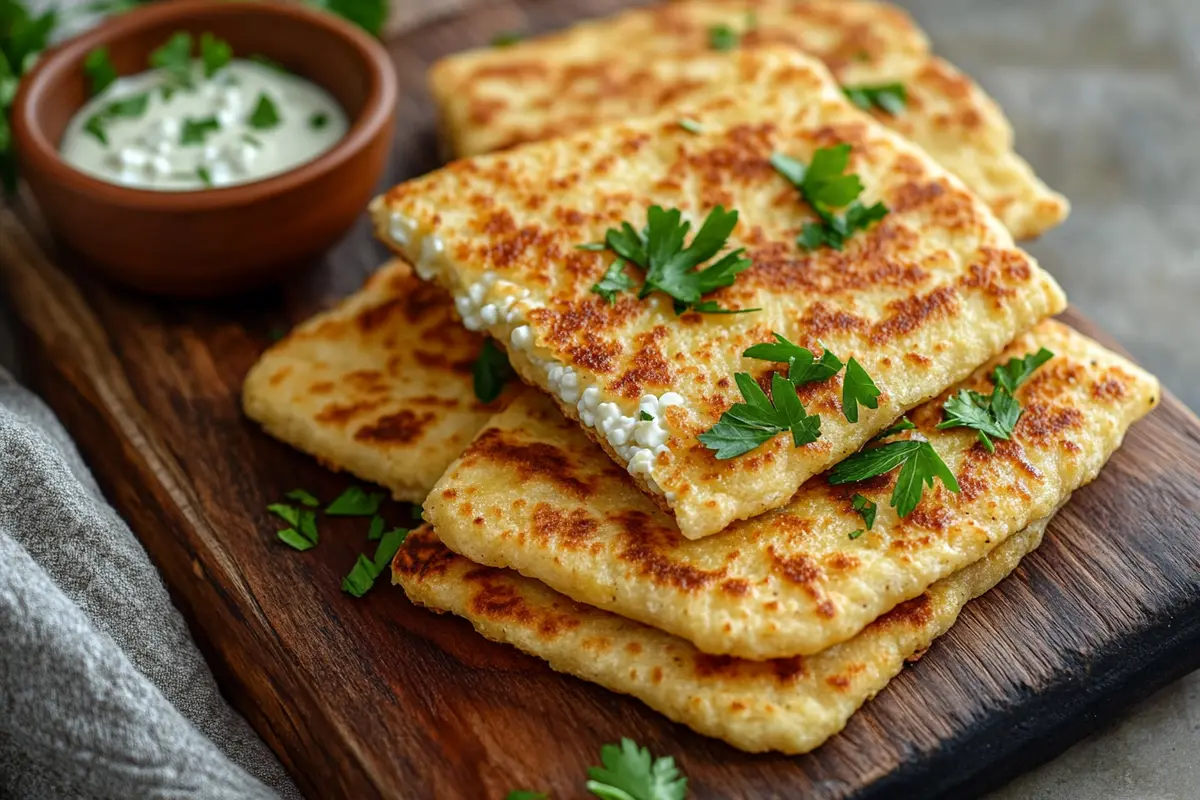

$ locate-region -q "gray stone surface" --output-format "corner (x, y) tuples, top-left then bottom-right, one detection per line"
(896, 0), (1200, 797)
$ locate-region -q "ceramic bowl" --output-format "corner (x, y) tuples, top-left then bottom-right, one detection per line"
(12, 0), (398, 296)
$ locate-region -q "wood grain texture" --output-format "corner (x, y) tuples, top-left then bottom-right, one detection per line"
(1, 2), (1199, 798)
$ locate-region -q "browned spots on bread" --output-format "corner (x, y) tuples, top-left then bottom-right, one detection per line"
(392, 527), (457, 579)
(531, 503), (599, 549)
(607, 328), (673, 398)
(268, 366), (291, 386)
(870, 285), (959, 345)
(872, 593), (934, 630)
(354, 410), (435, 445)
(315, 399), (385, 426)
(720, 578), (751, 596)
(612, 510), (726, 590)
(463, 428), (595, 499)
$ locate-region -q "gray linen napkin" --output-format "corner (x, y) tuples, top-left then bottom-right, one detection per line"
(0, 366), (299, 800)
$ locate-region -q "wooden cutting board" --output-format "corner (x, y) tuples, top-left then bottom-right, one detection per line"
(3, 1), (1200, 798)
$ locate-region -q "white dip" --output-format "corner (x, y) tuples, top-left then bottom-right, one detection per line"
(60, 59), (347, 191)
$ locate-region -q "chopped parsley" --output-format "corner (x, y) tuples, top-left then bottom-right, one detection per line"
(242, 132), (263, 148)
(285, 488), (320, 507)
(587, 738), (687, 800)
(639, 410), (654, 422)
(583, 205), (754, 314)
(770, 144), (888, 251)
(342, 528), (408, 597)
(179, 115), (221, 145)
(828, 439), (960, 518)
(319, 0), (388, 37)
(149, 31), (194, 89)
(83, 46), (117, 96)
(848, 529), (865, 540)
(591, 260), (636, 304)
(678, 117), (704, 134)
(708, 23), (739, 51)
(309, 111), (329, 130)
(81, 92), (150, 144)
(842, 357), (881, 423)
(851, 493), (876, 529)
(697, 372), (820, 460)
(937, 348), (1054, 452)
(367, 514), (385, 541)
(196, 165), (213, 186)
(870, 416), (916, 443)
(491, 31), (523, 48)
(82, 115), (109, 145)
(473, 338), (514, 403)
(326, 485), (385, 516)
(248, 92), (281, 129)
(268, 501), (318, 549)
(199, 32), (232, 78)
(504, 793), (546, 800)
(843, 82), (907, 115)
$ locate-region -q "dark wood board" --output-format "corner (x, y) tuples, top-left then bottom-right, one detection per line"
(3, 1), (1200, 798)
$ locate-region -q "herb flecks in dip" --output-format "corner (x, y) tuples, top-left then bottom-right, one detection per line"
(60, 34), (347, 191)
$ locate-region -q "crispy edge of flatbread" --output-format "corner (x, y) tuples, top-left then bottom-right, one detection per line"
(394, 508), (1056, 754)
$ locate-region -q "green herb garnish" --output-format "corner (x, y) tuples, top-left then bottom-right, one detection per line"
(199, 32), (232, 78)
(83, 46), (117, 96)
(82, 115), (108, 145)
(870, 416), (916, 443)
(505, 792), (547, 800)
(742, 332), (842, 386)
(591, 259), (636, 304)
(937, 348), (1054, 453)
(472, 338), (514, 404)
(248, 92), (281, 129)
(771, 144), (888, 251)
(828, 439), (959, 518)
(708, 23), (738, 51)
(308, 111), (329, 130)
(326, 485), (385, 516)
(586, 737), (688, 800)
(277, 528), (314, 551)
(639, 411), (654, 422)
(585, 205), (753, 314)
(848, 529), (865, 540)
(341, 528), (408, 597)
(367, 514), (385, 541)
(313, 0), (388, 37)
(149, 31), (193, 88)
(268, 502), (318, 547)
(285, 489), (320, 507)
(697, 372), (821, 460)
(81, 91), (149, 145)
(242, 132), (263, 148)
(179, 114), (221, 146)
(678, 118), (703, 134)
(841, 357), (881, 423)
(851, 493), (876, 529)
(491, 31), (523, 48)
(844, 82), (907, 115)
(196, 165), (213, 186)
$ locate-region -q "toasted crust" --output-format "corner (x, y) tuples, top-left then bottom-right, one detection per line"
(428, 0), (1067, 239)
(374, 48), (1068, 538)
(423, 321), (1158, 658)
(242, 260), (509, 502)
(394, 511), (1053, 754)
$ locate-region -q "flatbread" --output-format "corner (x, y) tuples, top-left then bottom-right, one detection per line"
(242, 259), (509, 502)
(394, 511), (1054, 755)
(423, 321), (1158, 658)
(372, 47), (1068, 539)
(428, 0), (1068, 239)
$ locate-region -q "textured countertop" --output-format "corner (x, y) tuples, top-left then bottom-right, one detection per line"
(1, 0), (1196, 797)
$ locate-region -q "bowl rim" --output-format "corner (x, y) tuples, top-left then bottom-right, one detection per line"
(12, 0), (398, 211)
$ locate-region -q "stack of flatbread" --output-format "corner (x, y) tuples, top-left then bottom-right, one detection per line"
(244, 1), (1159, 755)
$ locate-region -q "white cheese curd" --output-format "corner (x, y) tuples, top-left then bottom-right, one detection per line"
(60, 59), (347, 191)
(381, 210), (683, 501)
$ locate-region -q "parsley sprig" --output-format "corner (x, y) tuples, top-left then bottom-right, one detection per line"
(829, 437), (960, 518)
(472, 338), (514, 403)
(586, 738), (688, 800)
(585, 206), (755, 314)
(771, 144), (888, 251)
(740, 331), (881, 422)
(937, 348), (1054, 453)
(342, 527), (409, 597)
(844, 82), (907, 115)
(697, 372), (820, 459)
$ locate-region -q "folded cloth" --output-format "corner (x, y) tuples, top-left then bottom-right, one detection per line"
(0, 367), (299, 800)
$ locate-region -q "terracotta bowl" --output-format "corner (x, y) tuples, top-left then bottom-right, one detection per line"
(12, 0), (398, 296)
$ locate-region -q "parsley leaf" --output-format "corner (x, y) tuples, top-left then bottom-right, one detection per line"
(592, 259), (636, 304)
(180, 115), (221, 145)
(311, 0), (388, 37)
(771, 145), (888, 251)
(993, 347), (1055, 395)
(83, 46), (117, 96)
(309, 111), (329, 130)
(196, 165), (213, 186)
(843, 82), (907, 115)
(268, 502), (318, 545)
(742, 332), (843, 386)
(586, 738), (687, 800)
(285, 489), (320, 507)
(82, 115), (108, 145)
(278, 528), (314, 551)
(491, 31), (523, 48)
(639, 410), (654, 422)
(149, 31), (193, 88)
(248, 92), (281, 129)
(852, 493), (876, 529)
(591, 205), (753, 314)
(938, 348), (1053, 452)
(870, 417), (915, 443)
(828, 439), (960, 518)
(848, 529), (865, 540)
(842, 357), (880, 423)
(199, 32), (232, 78)
(505, 793), (546, 800)
(326, 486), (385, 516)
(678, 117), (703, 134)
(367, 514), (385, 541)
(708, 23), (738, 51)
(698, 372), (821, 459)
(342, 528), (409, 597)
(473, 338), (514, 403)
